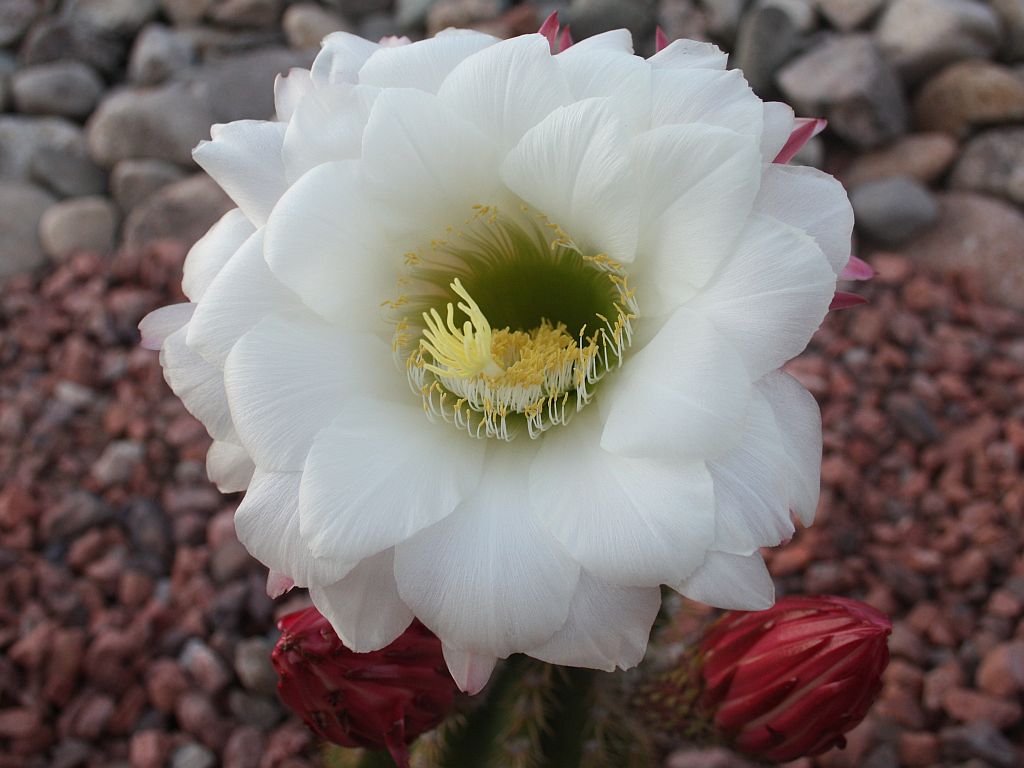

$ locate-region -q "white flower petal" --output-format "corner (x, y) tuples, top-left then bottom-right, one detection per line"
(554, 49), (651, 134)
(263, 160), (391, 328)
(650, 68), (763, 141)
(281, 84), (378, 183)
(186, 230), (302, 366)
(223, 311), (394, 470)
(649, 39), (727, 70)
(707, 389), (795, 555)
(686, 213), (836, 380)
(234, 469), (355, 588)
(309, 549), (414, 652)
(274, 67), (313, 121)
(161, 325), (235, 441)
(394, 447), (580, 658)
(501, 98), (638, 263)
(311, 31), (379, 85)
(437, 34), (571, 151)
(527, 571), (660, 672)
(676, 550), (775, 610)
(532, 408), (714, 587)
(206, 440), (255, 493)
(601, 307), (751, 462)
(361, 88), (502, 246)
(193, 121), (288, 227)
(442, 645), (498, 695)
(558, 29), (633, 55)
(139, 302), (195, 350)
(761, 101), (795, 162)
(757, 371), (822, 526)
(630, 123), (761, 309)
(181, 209), (255, 302)
(754, 164), (854, 275)
(299, 399), (484, 562)
(359, 30), (499, 93)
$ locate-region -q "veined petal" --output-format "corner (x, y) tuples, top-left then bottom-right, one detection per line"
(757, 371), (822, 526)
(234, 469), (355, 588)
(274, 67), (313, 121)
(650, 68), (763, 142)
(558, 29), (633, 55)
(361, 88), (502, 247)
(553, 49), (651, 134)
(686, 213), (836, 380)
(630, 123), (761, 309)
(181, 209), (255, 302)
(601, 308), (751, 462)
(186, 229), (302, 366)
(193, 120), (288, 227)
(677, 550), (775, 610)
(761, 101), (795, 163)
(649, 38), (727, 70)
(527, 571), (660, 672)
(707, 389), (796, 555)
(532, 408), (714, 587)
(309, 549), (414, 652)
(394, 447), (580, 658)
(501, 98), (638, 264)
(442, 645), (498, 695)
(281, 84), (378, 183)
(311, 31), (378, 85)
(206, 440), (255, 493)
(161, 325), (235, 442)
(754, 164), (854, 276)
(437, 34), (572, 151)
(299, 399), (484, 563)
(263, 160), (391, 329)
(139, 302), (195, 350)
(223, 311), (394, 470)
(359, 29), (499, 93)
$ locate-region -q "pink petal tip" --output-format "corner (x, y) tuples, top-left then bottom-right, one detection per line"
(539, 11), (559, 50)
(266, 570), (295, 598)
(655, 27), (670, 52)
(774, 117), (828, 165)
(558, 24), (573, 52)
(840, 254), (875, 281)
(830, 291), (869, 311)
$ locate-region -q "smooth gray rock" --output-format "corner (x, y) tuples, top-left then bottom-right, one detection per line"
(777, 34), (907, 149)
(0, 183), (58, 278)
(129, 24), (198, 85)
(565, 0), (657, 40)
(814, 0), (885, 30)
(39, 197), (120, 260)
(87, 83), (215, 167)
(850, 176), (939, 245)
(325, 0), (394, 19)
(0, 116), (87, 182)
(0, 0), (40, 47)
(0, 53), (14, 112)
(876, 0), (1002, 83)
(161, 0), (214, 25)
(283, 3), (350, 49)
(19, 16), (127, 77)
(733, 4), (804, 96)
(170, 743), (216, 768)
(30, 144), (108, 198)
(111, 159), (187, 211)
(66, 0), (160, 35)
(396, 0), (441, 27)
(11, 62), (105, 120)
(950, 127), (1024, 204)
(122, 174), (232, 249)
(233, 638), (278, 694)
(210, 0), (284, 28)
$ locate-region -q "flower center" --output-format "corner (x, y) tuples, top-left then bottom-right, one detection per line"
(391, 207), (637, 440)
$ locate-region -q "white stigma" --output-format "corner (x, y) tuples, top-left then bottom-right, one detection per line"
(419, 279), (504, 380)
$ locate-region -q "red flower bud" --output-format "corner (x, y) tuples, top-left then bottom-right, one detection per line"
(271, 607), (458, 767)
(700, 595), (891, 763)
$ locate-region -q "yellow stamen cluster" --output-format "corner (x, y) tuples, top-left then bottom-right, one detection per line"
(419, 279), (504, 380)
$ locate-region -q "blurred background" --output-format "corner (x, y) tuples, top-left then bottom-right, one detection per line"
(0, 1), (1022, 767)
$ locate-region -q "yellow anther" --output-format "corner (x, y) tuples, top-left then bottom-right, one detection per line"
(420, 279), (504, 379)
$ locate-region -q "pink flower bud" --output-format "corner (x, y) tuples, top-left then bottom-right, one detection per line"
(700, 595), (891, 763)
(271, 607), (459, 767)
